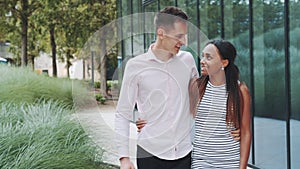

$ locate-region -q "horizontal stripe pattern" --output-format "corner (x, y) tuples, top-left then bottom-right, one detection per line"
(192, 82), (240, 169)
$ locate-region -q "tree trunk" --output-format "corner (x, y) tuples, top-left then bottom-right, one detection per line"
(83, 60), (85, 79)
(30, 54), (35, 70)
(21, 0), (28, 67)
(100, 37), (107, 97)
(66, 49), (71, 77)
(50, 25), (57, 77)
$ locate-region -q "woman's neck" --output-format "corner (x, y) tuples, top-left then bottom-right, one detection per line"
(209, 74), (226, 86)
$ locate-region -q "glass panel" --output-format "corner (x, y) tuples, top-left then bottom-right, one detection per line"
(253, 117), (287, 168)
(177, 0), (188, 11)
(184, 0), (201, 68)
(122, 0), (130, 16)
(290, 0), (300, 168)
(160, 0), (175, 8)
(132, 0), (141, 13)
(189, 0), (198, 25)
(186, 0), (199, 40)
(253, 1), (287, 168)
(144, 1), (158, 12)
(199, 0), (222, 39)
(121, 0), (133, 59)
(290, 120), (300, 169)
(132, 1), (145, 57)
(224, 0), (250, 87)
(223, 0), (252, 164)
(253, 1), (285, 119)
(144, 2), (158, 49)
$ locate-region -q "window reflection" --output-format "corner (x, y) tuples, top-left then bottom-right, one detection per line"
(253, 1), (287, 168)
(290, 1), (300, 168)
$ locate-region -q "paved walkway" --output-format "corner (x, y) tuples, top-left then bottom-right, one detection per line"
(74, 100), (137, 167)
(74, 99), (300, 169)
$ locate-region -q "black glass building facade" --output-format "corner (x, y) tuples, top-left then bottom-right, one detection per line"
(116, 1), (300, 168)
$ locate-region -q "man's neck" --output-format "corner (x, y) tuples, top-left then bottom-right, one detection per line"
(152, 44), (174, 62)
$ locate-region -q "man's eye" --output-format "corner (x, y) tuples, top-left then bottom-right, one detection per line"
(176, 35), (183, 39)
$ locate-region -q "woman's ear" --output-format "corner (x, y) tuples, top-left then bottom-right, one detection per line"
(222, 59), (229, 68)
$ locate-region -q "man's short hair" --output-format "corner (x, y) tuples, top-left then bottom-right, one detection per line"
(154, 6), (189, 31)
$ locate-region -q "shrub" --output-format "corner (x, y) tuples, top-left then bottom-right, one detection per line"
(94, 81), (101, 88)
(95, 93), (106, 104)
(0, 65), (93, 108)
(107, 80), (119, 90)
(0, 101), (104, 169)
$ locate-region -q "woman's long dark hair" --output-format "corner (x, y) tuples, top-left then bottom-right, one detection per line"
(197, 39), (242, 129)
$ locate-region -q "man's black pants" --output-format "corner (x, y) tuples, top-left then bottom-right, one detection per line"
(137, 145), (191, 169)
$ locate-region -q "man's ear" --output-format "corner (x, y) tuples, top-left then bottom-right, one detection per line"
(157, 28), (164, 39)
(222, 59), (229, 68)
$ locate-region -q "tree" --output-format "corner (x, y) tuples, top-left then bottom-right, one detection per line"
(1, 0), (117, 87)
(78, 0), (117, 97)
(32, 0), (65, 77)
(0, 0), (42, 67)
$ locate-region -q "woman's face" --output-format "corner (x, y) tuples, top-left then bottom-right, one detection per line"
(200, 44), (225, 76)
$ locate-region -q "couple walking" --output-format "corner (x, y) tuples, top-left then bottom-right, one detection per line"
(115, 6), (251, 169)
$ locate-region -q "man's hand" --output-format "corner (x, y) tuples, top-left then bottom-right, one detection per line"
(120, 157), (135, 169)
(231, 128), (241, 141)
(136, 118), (147, 132)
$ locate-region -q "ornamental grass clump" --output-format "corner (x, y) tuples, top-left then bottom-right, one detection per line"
(0, 65), (93, 108)
(0, 66), (117, 168)
(0, 101), (103, 169)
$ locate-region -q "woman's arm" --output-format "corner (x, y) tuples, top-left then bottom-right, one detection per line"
(239, 83), (252, 169)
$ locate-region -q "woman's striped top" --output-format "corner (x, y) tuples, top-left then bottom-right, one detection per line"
(192, 81), (240, 169)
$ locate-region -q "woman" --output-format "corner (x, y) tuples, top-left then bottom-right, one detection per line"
(190, 39), (251, 169)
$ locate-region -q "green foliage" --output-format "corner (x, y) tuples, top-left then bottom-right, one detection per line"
(290, 46), (300, 120)
(263, 28), (284, 50)
(290, 28), (300, 49)
(95, 93), (106, 104)
(107, 80), (112, 90)
(231, 27), (300, 120)
(94, 81), (101, 88)
(0, 65), (98, 112)
(0, 66), (119, 168)
(106, 51), (118, 80)
(0, 0), (117, 72)
(0, 101), (104, 169)
(0, 65), (93, 108)
(107, 80), (119, 90)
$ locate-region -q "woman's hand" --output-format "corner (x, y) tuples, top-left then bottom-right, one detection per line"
(136, 118), (147, 132)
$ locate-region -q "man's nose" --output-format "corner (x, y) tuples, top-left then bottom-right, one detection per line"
(179, 36), (187, 45)
(200, 57), (205, 63)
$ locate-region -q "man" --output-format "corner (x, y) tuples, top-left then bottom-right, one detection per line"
(115, 6), (197, 169)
